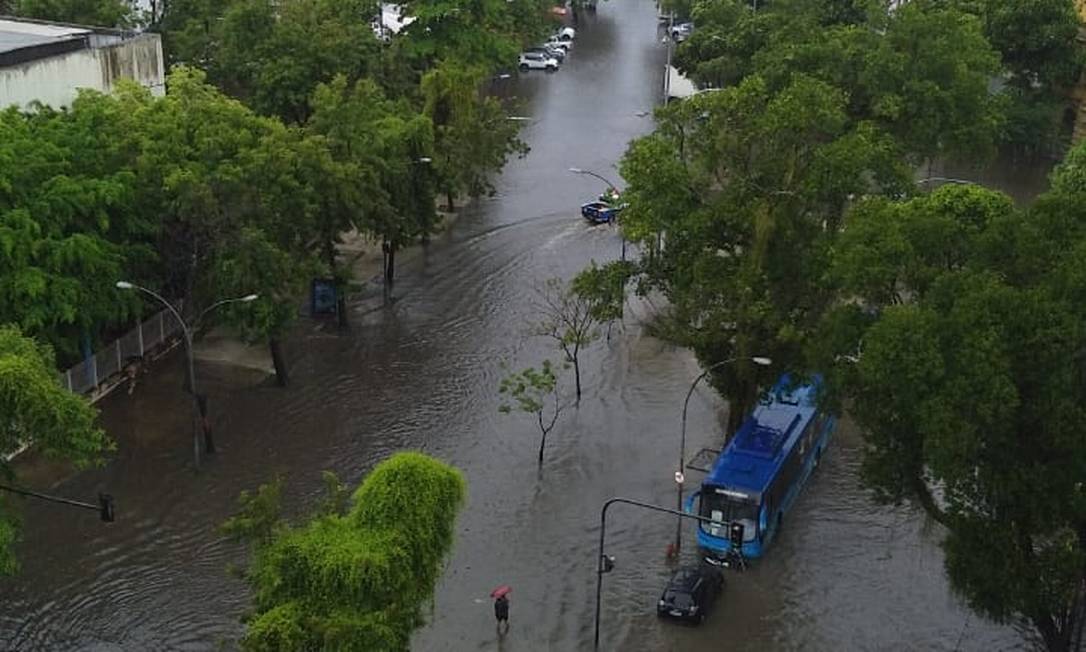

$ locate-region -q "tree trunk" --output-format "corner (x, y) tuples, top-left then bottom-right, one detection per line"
(725, 397), (746, 439)
(573, 356), (582, 401)
(446, 191), (456, 212)
(1034, 612), (1068, 652)
(385, 243), (396, 286)
(269, 338), (288, 387)
(724, 377), (758, 439)
(538, 429), (547, 465)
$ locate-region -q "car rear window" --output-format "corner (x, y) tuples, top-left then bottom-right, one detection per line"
(662, 590), (694, 609)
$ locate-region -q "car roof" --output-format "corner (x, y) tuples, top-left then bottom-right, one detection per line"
(667, 566), (712, 591)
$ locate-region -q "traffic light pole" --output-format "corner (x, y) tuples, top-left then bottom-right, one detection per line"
(594, 496), (743, 650)
(0, 484), (114, 522)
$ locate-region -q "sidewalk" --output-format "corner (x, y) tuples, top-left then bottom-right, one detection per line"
(337, 203), (460, 288)
(194, 203), (464, 373)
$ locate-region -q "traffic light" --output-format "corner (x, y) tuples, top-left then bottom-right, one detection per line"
(600, 554), (615, 573)
(98, 493), (115, 523)
(729, 521), (744, 550)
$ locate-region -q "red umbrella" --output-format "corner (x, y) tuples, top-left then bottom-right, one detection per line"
(490, 585), (512, 599)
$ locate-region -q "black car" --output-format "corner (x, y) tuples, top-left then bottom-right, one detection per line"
(656, 564), (723, 624)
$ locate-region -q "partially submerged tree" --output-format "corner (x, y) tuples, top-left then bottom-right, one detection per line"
(823, 180), (1086, 652)
(224, 452), (466, 651)
(572, 260), (635, 340)
(0, 325), (113, 574)
(533, 278), (601, 401)
(499, 360), (564, 465)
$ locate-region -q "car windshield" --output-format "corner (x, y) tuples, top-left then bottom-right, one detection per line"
(700, 490), (758, 541)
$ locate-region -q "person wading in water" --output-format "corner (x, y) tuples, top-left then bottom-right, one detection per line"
(494, 593), (510, 633)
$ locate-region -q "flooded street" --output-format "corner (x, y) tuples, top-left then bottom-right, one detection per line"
(0, 1), (1038, 650)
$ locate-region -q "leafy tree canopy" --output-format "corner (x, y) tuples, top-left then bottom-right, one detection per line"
(676, 0), (1005, 164)
(824, 175), (1086, 651)
(0, 93), (152, 360)
(9, 0), (136, 27)
(616, 73), (910, 430)
(224, 453), (466, 652)
(0, 324), (112, 574)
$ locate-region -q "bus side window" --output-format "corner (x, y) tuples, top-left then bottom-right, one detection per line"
(759, 503), (768, 538)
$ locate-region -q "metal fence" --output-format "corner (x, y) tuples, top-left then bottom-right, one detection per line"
(60, 310), (182, 398)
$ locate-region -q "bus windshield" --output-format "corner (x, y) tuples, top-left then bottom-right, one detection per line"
(699, 490), (758, 541)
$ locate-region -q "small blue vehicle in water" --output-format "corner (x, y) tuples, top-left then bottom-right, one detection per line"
(581, 201), (622, 224)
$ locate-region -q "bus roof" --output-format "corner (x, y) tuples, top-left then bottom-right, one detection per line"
(704, 375), (821, 496)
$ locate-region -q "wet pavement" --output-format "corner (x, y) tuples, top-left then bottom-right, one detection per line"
(0, 1), (1040, 650)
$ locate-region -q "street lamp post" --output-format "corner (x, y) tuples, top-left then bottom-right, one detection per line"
(116, 281), (257, 469)
(675, 356), (771, 556)
(594, 496), (739, 650)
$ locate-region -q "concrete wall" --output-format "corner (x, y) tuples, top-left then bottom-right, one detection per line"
(0, 32), (163, 110)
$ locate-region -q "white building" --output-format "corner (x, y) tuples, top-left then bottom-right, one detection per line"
(0, 17), (164, 110)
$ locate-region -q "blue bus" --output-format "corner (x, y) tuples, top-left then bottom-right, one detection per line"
(687, 374), (834, 560)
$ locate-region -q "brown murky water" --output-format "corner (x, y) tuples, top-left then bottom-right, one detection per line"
(0, 2), (1043, 650)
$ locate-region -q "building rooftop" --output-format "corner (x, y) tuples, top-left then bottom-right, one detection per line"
(0, 17), (134, 68)
(0, 19), (90, 54)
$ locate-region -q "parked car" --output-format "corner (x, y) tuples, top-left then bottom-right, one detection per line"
(670, 22), (693, 42)
(657, 564), (723, 624)
(557, 26), (576, 41)
(527, 45), (565, 63)
(519, 51), (559, 72)
(544, 34), (572, 51)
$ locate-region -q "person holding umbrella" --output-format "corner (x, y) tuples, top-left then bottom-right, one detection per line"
(491, 585), (511, 633)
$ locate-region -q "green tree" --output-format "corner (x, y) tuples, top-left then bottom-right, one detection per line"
(572, 259), (635, 339)
(972, 0), (1081, 93)
(824, 180), (1086, 652)
(307, 75), (436, 290)
(0, 325), (113, 574)
(0, 94), (152, 361)
(618, 74), (910, 433)
(499, 360), (564, 465)
(160, 0), (383, 124)
(421, 62), (528, 211)
(398, 0), (551, 71)
(10, 0), (136, 26)
(970, 0), (1082, 154)
(532, 277), (600, 401)
(120, 69), (297, 314)
(224, 452), (466, 651)
(677, 0), (1005, 165)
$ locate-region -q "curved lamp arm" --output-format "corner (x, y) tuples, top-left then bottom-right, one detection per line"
(195, 294), (260, 330)
(569, 167), (620, 192)
(116, 281), (188, 337)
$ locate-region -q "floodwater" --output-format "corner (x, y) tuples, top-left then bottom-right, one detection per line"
(0, 1), (1041, 650)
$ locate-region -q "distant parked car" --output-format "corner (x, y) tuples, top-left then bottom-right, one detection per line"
(519, 51), (559, 72)
(557, 26), (576, 41)
(670, 22), (693, 42)
(657, 564), (723, 624)
(527, 45), (565, 63)
(545, 34), (572, 51)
